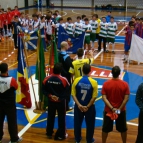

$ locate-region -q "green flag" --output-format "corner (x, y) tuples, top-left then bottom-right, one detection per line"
(35, 31), (47, 109)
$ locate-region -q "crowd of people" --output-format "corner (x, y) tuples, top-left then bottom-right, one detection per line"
(0, 5), (143, 143)
(0, 7), (143, 62)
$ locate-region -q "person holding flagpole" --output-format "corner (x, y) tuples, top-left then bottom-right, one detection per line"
(0, 63), (22, 143)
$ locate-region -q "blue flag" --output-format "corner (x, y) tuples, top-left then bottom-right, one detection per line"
(58, 25), (85, 54)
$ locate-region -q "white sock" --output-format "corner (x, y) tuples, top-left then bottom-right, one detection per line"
(112, 43), (115, 51)
(125, 55), (128, 60)
(107, 43), (109, 50)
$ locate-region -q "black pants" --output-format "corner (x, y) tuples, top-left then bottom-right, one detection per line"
(46, 100), (66, 139)
(0, 105), (19, 142)
(4, 25), (7, 35)
(98, 36), (106, 51)
(136, 110), (143, 143)
(0, 28), (3, 36)
(74, 104), (96, 142)
(13, 34), (18, 49)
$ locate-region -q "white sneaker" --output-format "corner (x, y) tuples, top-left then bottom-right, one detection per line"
(65, 133), (68, 138)
(9, 137), (23, 143)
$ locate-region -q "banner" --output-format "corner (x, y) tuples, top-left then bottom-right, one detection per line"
(57, 25), (85, 54)
(25, 30), (38, 50)
(16, 36), (32, 108)
(129, 34), (143, 63)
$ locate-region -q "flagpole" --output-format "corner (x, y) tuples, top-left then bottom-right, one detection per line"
(34, 29), (46, 113)
(21, 35), (39, 110)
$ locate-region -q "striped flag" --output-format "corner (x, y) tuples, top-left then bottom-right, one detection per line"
(16, 36), (32, 108)
(49, 31), (59, 74)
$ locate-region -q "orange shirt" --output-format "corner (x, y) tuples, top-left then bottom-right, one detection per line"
(101, 79), (130, 112)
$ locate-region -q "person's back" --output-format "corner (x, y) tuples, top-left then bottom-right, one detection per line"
(43, 74), (69, 101)
(73, 76), (97, 106)
(71, 58), (92, 79)
(71, 64), (98, 143)
(0, 63), (22, 143)
(69, 48), (93, 79)
(102, 79), (129, 112)
(0, 76), (17, 106)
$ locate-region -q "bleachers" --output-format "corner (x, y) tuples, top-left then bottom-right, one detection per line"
(49, 0), (143, 9)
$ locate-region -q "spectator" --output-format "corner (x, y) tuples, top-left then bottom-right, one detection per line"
(101, 66), (130, 143)
(43, 63), (69, 140)
(0, 63), (22, 143)
(106, 11), (112, 23)
(135, 83), (143, 143)
(71, 64), (98, 143)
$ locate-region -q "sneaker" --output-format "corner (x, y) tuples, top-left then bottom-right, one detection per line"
(123, 59), (128, 63)
(87, 138), (95, 143)
(54, 133), (68, 140)
(65, 133), (68, 138)
(9, 137), (23, 143)
(104, 50), (109, 53)
(112, 51), (115, 54)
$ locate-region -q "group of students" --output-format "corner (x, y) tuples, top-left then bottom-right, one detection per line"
(0, 8), (118, 53)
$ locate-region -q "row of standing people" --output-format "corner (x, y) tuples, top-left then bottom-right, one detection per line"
(0, 41), (143, 143)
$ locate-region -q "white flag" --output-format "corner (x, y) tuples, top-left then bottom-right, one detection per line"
(129, 34), (143, 63)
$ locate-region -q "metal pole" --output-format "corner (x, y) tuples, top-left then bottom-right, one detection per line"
(91, 0), (94, 9)
(61, 0), (63, 7)
(16, 0), (18, 7)
(126, 0), (127, 12)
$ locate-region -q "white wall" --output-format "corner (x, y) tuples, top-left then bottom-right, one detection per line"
(29, 0), (34, 6)
(0, 0), (17, 10)
(17, 0), (25, 8)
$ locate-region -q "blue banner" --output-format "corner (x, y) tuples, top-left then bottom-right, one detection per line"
(57, 25), (85, 54)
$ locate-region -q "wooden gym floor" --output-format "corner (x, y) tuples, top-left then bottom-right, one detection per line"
(0, 7), (143, 143)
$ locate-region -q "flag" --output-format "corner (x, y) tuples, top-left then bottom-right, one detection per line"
(25, 30), (38, 50)
(49, 32), (59, 75)
(57, 25), (85, 54)
(129, 34), (143, 63)
(16, 35), (32, 108)
(35, 30), (47, 109)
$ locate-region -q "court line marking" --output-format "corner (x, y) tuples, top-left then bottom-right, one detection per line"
(72, 9), (80, 14)
(18, 114), (41, 137)
(94, 49), (103, 60)
(116, 25), (127, 36)
(136, 11), (141, 16)
(8, 52), (36, 68)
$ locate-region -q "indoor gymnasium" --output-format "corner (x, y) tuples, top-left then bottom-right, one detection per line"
(0, 0), (143, 143)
